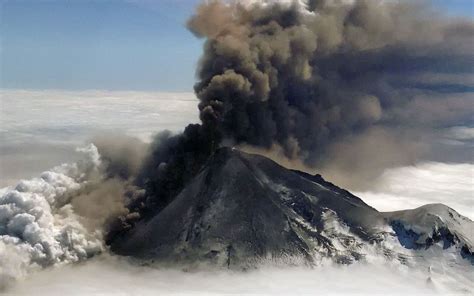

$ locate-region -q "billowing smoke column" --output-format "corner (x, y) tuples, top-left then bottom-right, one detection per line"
(189, 0), (473, 164)
(111, 0), (473, 234)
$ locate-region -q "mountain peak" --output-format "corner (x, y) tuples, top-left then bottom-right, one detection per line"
(109, 149), (473, 268)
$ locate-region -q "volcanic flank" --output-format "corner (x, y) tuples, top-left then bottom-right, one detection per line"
(108, 148), (473, 268)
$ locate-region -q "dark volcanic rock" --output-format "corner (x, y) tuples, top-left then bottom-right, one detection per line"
(109, 148), (473, 268)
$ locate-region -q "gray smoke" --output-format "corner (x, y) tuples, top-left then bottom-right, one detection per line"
(187, 0), (473, 188)
(92, 133), (148, 180)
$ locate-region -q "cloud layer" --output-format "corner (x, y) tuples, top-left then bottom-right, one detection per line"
(355, 161), (474, 220)
(0, 89), (198, 187)
(7, 254), (474, 295)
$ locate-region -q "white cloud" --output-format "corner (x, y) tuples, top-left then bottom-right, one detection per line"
(0, 89), (198, 144)
(6, 254), (473, 295)
(446, 126), (474, 141)
(0, 89), (199, 187)
(355, 162), (474, 220)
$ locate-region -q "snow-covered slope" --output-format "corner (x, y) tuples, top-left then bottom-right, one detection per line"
(109, 148), (473, 268)
(384, 204), (473, 261)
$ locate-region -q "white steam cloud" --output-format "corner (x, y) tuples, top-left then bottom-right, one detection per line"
(0, 145), (105, 288)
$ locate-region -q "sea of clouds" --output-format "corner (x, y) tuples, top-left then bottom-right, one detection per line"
(0, 89), (472, 294)
(355, 162), (474, 220)
(9, 254), (470, 295)
(0, 89), (198, 187)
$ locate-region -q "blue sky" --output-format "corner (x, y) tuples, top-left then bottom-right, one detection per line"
(1, 0), (201, 91)
(1, 0), (472, 92)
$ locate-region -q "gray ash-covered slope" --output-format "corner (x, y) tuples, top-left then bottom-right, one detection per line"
(110, 148), (473, 267)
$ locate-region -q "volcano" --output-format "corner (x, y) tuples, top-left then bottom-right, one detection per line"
(109, 148), (473, 268)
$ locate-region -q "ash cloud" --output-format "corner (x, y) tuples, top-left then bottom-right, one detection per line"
(183, 0), (473, 187)
(92, 133), (148, 180)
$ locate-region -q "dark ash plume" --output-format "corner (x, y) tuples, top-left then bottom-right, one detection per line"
(185, 0), (473, 188)
(106, 125), (219, 240)
(189, 0), (473, 164)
